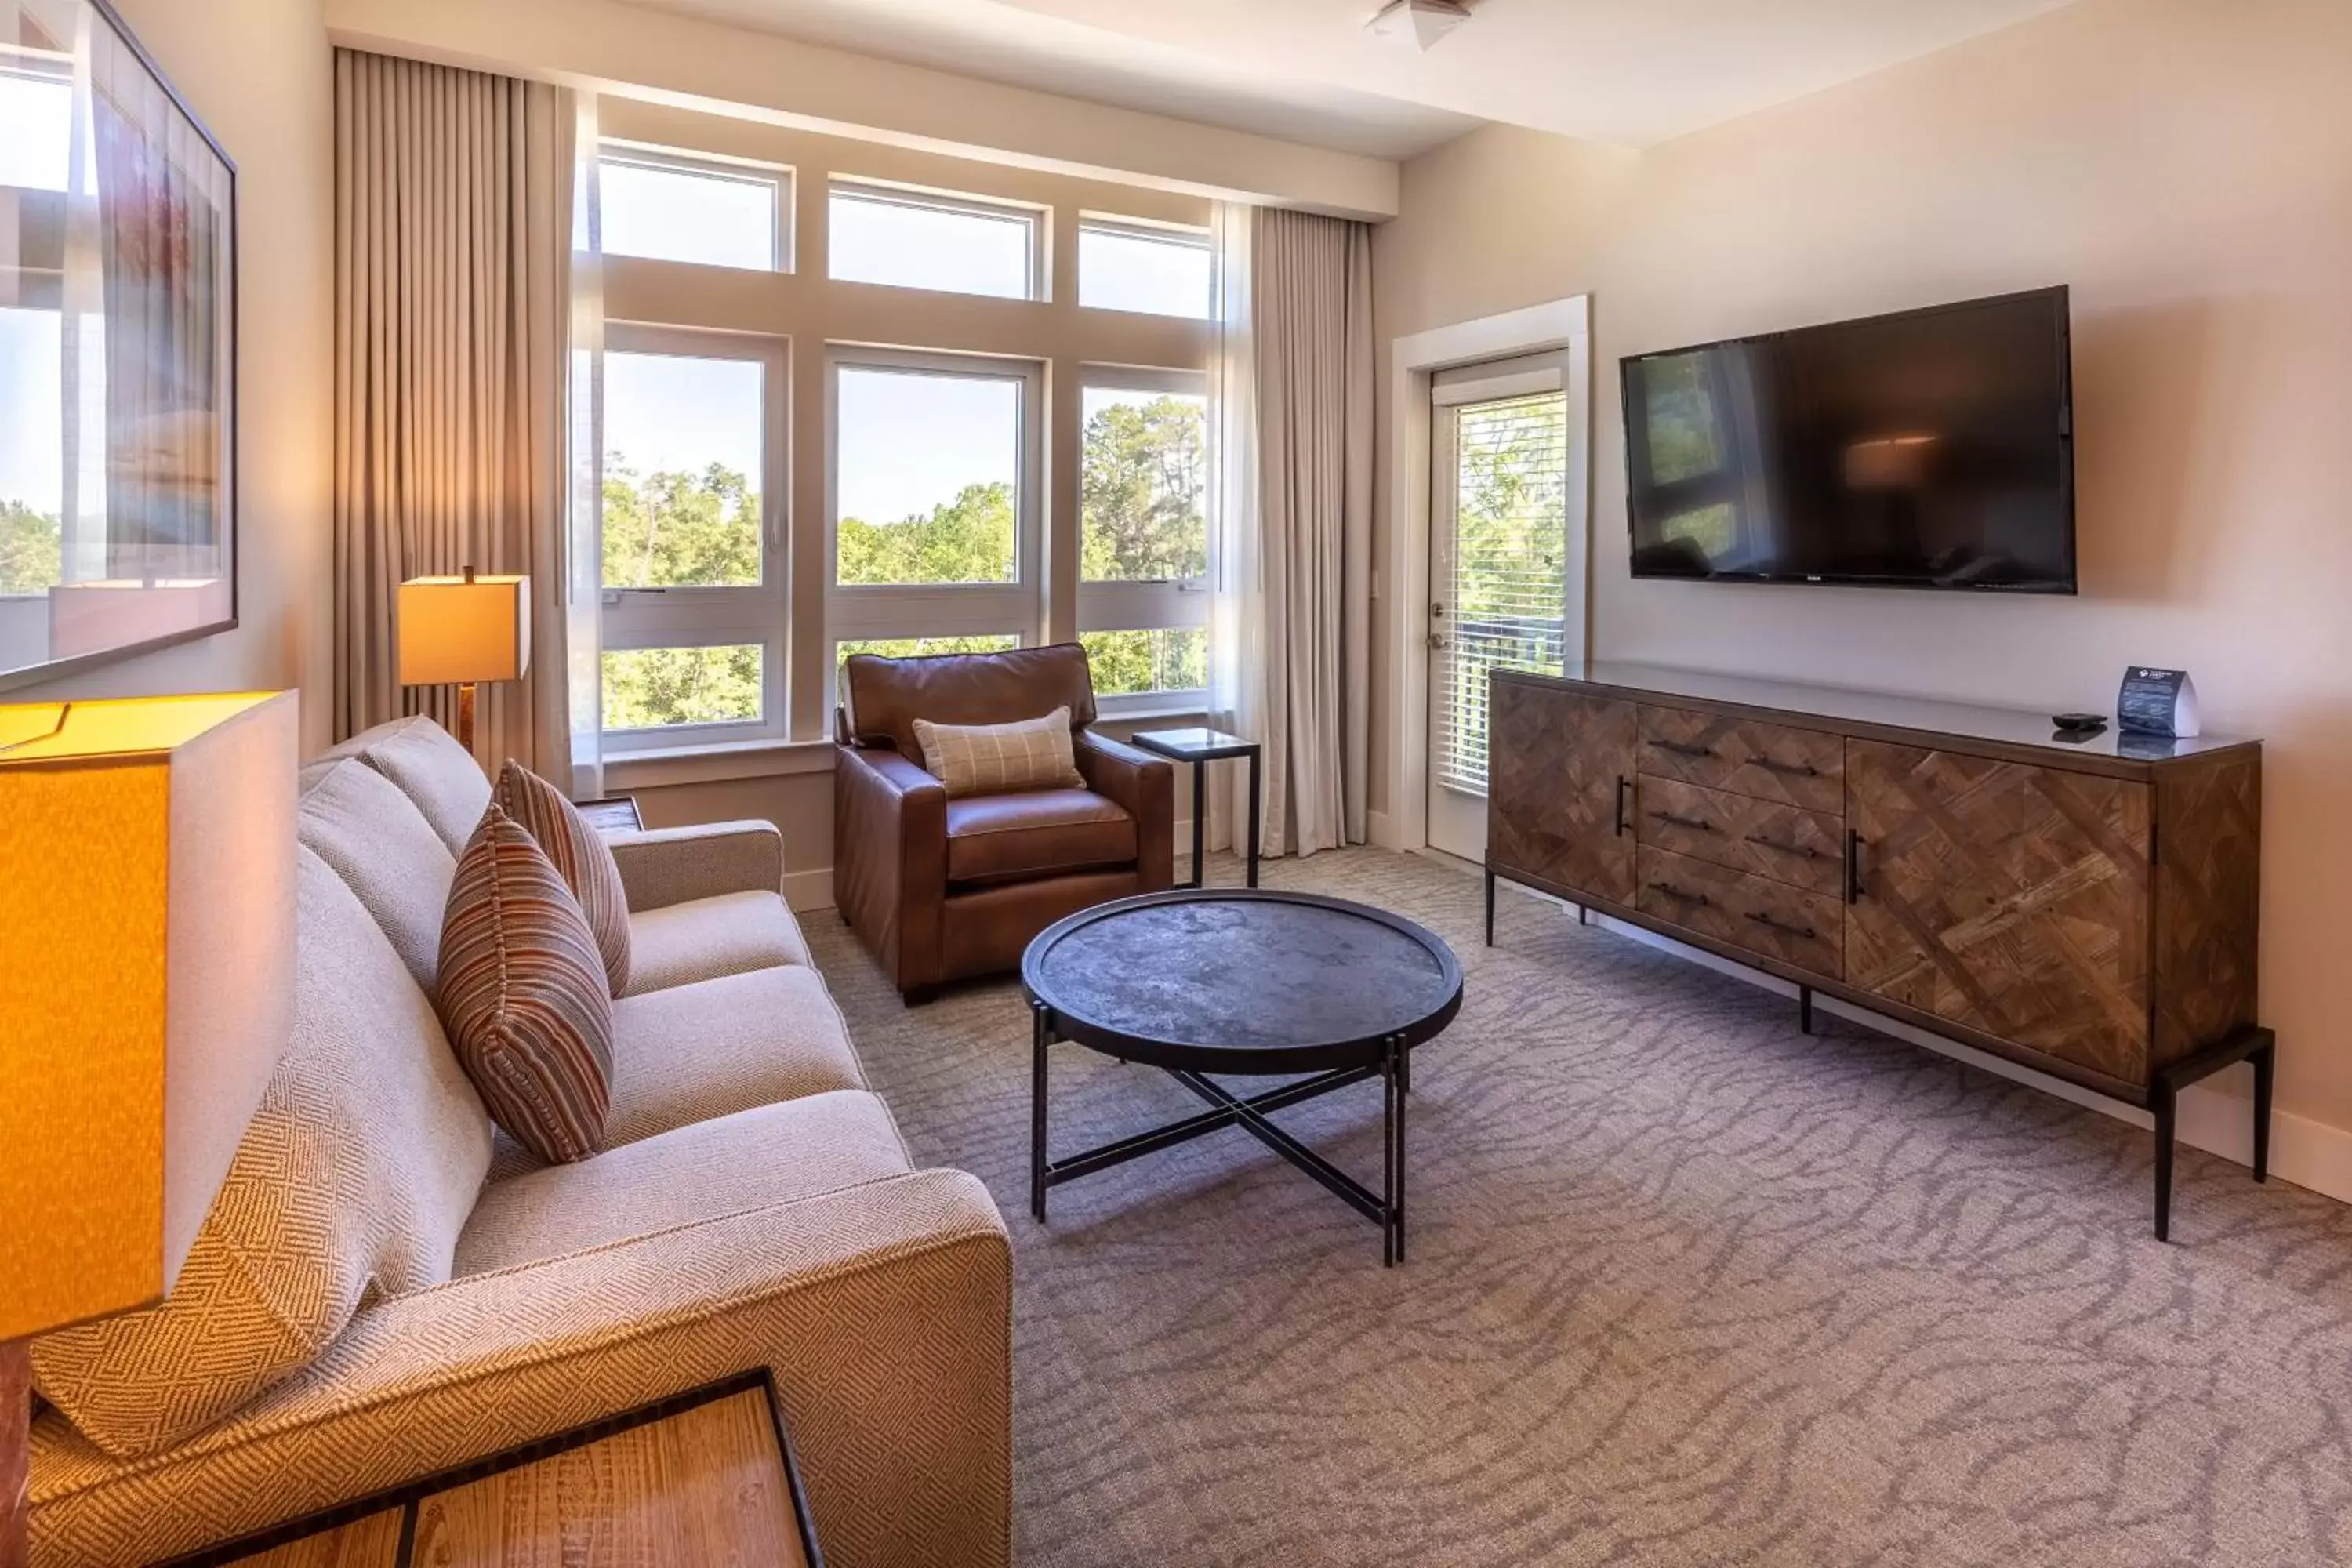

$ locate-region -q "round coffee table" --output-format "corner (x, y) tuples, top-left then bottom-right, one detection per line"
(1022, 888), (1464, 1265)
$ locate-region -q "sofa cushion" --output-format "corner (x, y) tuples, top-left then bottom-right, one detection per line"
(455, 1091), (911, 1275)
(490, 962), (869, 1180)
(436, 808), (615, 1164)
(623, 889), (811, 996)
(494, 760), (630, 995)
(31, 848), (493, 1460)
(915, 706), (1086, 799)
(333, 716), (492, 855)
(296, 760), (458, 990)
(945, 788), (1135, 886)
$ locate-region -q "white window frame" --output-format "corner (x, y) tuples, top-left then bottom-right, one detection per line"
(598, 323), (790, 752)
(1076, 365), (1210, 715)
(1076, 213), (1214, 320)
(826, 176), (1047, 302)
(597, 142), (793, 274)
(826, 347), (1044, 702)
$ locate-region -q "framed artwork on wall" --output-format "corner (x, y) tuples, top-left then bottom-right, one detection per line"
(0, 0), (238, 693)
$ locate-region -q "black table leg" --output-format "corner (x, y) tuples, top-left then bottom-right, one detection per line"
(1031, 1004), (1051, 1223)
(1246, 748), (1262, 888)
(1483, 869), (1495, 946)
(1189, 757), (1207, 889)
(1384, 1034), (1406, 1266)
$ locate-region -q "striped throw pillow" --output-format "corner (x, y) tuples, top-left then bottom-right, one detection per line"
(435, 805), (615, 1163)
(913, 705), (1086, 798)
(493, 760), (631, 996)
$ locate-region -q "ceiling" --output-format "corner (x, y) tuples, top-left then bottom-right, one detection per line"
(620, 0), (2081, 159)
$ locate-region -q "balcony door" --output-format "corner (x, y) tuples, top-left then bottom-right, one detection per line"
(1426, 359), (1573, 862)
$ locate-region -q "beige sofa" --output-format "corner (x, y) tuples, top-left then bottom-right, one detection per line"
(27, 718), (1012, 1566)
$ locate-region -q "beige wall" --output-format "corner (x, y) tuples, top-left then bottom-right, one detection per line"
(16, 0), (336, 754)
(1371, 0), (2352, 1136)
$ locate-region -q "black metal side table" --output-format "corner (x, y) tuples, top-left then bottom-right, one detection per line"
(1131, 727), (1261, 888)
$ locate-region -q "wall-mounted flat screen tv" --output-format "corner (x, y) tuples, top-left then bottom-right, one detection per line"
(1622, 287), (2074, 593)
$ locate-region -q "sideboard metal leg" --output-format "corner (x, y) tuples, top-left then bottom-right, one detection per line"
(1483, 869), (1496, 946)
(1799, 986), (1814, 1036)
(2253, 1039), (2276, 1184)
(2153, 1080), (2177, 1243)
(1577, 905), (1588, 926)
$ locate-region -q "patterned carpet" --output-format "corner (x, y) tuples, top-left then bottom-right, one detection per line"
(804, 848), (2352, 1567)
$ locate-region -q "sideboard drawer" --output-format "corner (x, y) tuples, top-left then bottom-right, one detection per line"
(1635, 775), (1846, 896)
(1639, 705), (1844, 813)
(1636, 845), (1844, 980)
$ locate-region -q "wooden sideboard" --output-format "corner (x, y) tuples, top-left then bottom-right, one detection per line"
(1483, 662), (2274, 1241)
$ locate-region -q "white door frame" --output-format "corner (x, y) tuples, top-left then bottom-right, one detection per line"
(1380, 295), (1593, 855)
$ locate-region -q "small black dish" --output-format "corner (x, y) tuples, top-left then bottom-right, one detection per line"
(2051, 712), (2108, 736)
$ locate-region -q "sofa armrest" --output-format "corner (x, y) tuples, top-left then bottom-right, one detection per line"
(833, 746), (948, 991)
(606, 821), (785, 912)
(1076, 731), (1177, 890)
(31, 1171), (1011, 1568)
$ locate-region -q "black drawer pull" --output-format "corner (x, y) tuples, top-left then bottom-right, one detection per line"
(1653, 739), (1715, 760)
(1845, 829), (1865, 905)
(1744, 909), (1819, 941)
(1649, 810), (1712, 833)
(1648, 880), (1709, 906)
(1744, 832), (1823, 860)
(1614, 775), (1631, 837)
(1745, 754), (1820, 777)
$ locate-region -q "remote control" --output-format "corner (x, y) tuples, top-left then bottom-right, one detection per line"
(2051, 712), (2107, 734)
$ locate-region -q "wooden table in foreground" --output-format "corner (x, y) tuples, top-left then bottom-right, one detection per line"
(186, 1375), (820, 1568)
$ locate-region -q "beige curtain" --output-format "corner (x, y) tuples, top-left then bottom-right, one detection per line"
(1209, 205), (1374, 860)
(333, 49), (575, 782)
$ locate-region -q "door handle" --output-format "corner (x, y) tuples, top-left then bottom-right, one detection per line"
(1427, 632), (1450, 651)
(1744, 909), (1819, 941)
(1845, 829), (1865, 905)
(1614, 776), (1631, 837)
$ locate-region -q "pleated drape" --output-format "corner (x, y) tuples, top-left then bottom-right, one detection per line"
(1209, 205), (1374, 860)
(333, 49), (575, 783)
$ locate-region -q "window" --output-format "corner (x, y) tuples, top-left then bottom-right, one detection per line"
(829, 350), (1041, 683)
(0, 64), (71, 194)
(598, 327), (786, 747)
(599, 147), (786, 272)
(829, 180), (1039, 300)
(1077, 372), (1210, 706)
(1079, 219), (1212, 319)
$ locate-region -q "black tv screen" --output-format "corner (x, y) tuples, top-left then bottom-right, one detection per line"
(1622, 288), (2074, 593)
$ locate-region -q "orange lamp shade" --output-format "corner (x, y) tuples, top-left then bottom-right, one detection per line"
(397, 575), (531, 687)
(0, 691), (297, 1341)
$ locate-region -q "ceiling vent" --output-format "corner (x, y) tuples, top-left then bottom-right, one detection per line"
(1363, 0), (1472, 53)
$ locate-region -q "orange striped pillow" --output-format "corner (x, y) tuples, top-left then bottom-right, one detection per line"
(434, 805), (615, 1163)
(494, 760), (631, 996)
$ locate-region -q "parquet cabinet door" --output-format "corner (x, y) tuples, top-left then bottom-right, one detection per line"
(1845, 739), (2153, 1086)
(1488, 680), (1637, 906)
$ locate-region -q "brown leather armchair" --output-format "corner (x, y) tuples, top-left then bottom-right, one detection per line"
(834, 643), (1176, 1002)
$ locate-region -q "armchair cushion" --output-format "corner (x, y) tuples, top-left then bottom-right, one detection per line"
(841, 641), (1099, 759)
(945, 789), (1136, 887)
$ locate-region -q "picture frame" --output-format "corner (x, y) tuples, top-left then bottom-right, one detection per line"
(0, 0), (239, 693)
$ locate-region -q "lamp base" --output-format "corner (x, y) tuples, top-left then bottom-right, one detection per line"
(2, 1338), (27, 1568)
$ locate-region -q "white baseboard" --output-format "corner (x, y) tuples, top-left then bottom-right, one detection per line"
(1496, 883), (2350, 1210)
(783, 866), (833, 913)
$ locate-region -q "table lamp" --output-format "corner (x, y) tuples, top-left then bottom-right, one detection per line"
(397, 568), (531, 754)
(0, 691), (297, 1565)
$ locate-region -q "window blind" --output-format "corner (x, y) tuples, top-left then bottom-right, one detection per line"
(1433, 390), (1570, 793)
